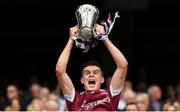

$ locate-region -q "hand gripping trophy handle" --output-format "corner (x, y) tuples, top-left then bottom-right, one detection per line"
(73, 4), (120, 52)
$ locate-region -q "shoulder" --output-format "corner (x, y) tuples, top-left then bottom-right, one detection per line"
(64, 88), (80, 102)
(107, 84), (122, 97)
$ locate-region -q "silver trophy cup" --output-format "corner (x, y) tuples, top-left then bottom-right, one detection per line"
(75, 4), (99, 41)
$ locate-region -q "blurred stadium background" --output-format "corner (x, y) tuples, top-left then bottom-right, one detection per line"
(0, 0), (180, 111)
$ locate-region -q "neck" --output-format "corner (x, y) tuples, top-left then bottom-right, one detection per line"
(85, 89), (99, 92)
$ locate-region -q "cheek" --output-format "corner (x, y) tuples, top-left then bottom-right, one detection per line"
(81, 77), (88, 84)
(83, 76), (88, 80)
(95, 77), (103, 84)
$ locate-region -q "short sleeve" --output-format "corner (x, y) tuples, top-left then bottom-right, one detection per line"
(64, 87), (75, 102)
(109, 84), (122, 97)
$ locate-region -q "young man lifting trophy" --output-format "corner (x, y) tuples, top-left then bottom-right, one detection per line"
(56, 4), (128, 111)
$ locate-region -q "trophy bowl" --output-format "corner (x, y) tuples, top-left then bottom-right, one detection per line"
(75, 4), (99, 41)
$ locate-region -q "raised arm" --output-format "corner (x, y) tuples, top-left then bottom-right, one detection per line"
(96, 24), (128, 91)
(56, 26), (79, 96)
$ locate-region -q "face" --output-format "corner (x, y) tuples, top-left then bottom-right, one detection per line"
(167, 86), (175, 97)
(126, 104), (138, 112)
(40, 87), (50, 98)
(46, 100), (59, 112)
(81, 65), (104, 92)
(137, 102), (148, 111)
(7, 85), (19, 100)
(151, 86), (162, 101)
(48, 93), (59, 102)
(31, 84), (41, 98)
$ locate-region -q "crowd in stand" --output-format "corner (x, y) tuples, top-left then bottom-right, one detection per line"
(118, 81), (180, 111)
(0, 79), (179, 111)
(0, 83), (67, 111)
(106, 77), (180, 111)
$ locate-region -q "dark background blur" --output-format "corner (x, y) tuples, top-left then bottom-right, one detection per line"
(0, 0), (180, 97)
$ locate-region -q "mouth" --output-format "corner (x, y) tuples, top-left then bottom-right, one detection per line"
(88, 80), (96, 85)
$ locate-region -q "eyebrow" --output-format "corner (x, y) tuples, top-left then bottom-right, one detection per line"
(83, 69), (100, 73)
(83, 70), (90, 73)
(93, 70), (100, 72)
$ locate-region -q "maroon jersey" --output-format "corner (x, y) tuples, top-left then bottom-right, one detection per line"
(65, 86), (121, 111)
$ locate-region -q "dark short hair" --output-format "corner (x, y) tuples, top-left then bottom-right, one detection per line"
(81, 60), (104, 76)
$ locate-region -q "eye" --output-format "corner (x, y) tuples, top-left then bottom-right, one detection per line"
(84, 70), (90, 75)
(93, 70), (100, 74)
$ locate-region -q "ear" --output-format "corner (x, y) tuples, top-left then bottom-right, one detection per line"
(100, 76), (105, 84)
(81, 77), (84, 84)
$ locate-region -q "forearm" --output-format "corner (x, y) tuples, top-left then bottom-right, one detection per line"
(103, 38), (128, 69)
(103, 37), (128, 90)
(95, 24), (128, 90)
(56, 38), (74, 73)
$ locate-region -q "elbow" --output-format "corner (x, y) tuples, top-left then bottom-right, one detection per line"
(124, 61), (128, 68)
(123, 61), (128, 70)
(55, 64), (66, 75)
(119, 60), (128, 70)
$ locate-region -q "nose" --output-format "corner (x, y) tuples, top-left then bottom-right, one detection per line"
(89, 73), (95, 77)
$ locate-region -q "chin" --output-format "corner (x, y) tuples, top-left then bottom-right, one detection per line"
(88, 89), (96, 91)
(86, 87), (99, 92)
